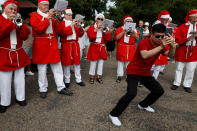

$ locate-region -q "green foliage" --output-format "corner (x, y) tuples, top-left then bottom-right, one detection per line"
(108, 0), (197, 27)
(17, 0), (107, 21)
(16, 0), (197, 27)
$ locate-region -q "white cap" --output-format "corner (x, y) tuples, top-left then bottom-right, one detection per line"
(144, 22), (149, 26)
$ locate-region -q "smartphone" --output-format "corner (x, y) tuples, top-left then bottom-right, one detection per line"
(165, 28), (173, 36)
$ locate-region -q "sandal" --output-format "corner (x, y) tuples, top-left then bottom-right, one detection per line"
(116, 77), (121, 83)
(96, 76), (103, 84)
(89, 77), (94, 84)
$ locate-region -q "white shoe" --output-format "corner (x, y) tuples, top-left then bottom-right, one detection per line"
(109, 114), (122, 127)
(137, 104), (155, 113)
(26, 71), (35, 76)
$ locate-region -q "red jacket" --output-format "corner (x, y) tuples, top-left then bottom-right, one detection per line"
(114, 27), (139, 61)
(175, 23), (197, 62)
(30, 12), (60, 64)
(87, 25), (111, 61)
(56, 20), (84, 66)
(0, 15), (31, 71)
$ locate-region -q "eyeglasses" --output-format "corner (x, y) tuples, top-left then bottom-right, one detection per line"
(97, 18), (103, 21)
(154, 35), (164, 39)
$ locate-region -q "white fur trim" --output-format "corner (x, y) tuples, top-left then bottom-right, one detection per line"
(124, 17), (133, 22)
(189, 14), (197, 16)
(160, 15), (170, 19)
(39, 1), (49, 4)
(65, 9), (72, 15)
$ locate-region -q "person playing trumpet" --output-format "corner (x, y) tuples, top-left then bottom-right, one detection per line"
(114, 16), (140, 83)
(56, 7), (86, 88)
(87, 14), (111, 84)
(30, 0), (73, 99)
(0, 0), (31, 113)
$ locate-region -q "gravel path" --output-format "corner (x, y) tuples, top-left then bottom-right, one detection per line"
(0, 54), (197, 131)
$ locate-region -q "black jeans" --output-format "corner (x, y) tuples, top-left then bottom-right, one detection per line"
(110, 74), (164, 117)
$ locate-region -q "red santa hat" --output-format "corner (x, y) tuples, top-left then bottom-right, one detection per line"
(95, 13), (105, 20)
(3, 0), (20, 12)
(38, 0), (49, 4)
(158, 10), (170, 20)
(123, 16), (133, 25)
(65, 7), (72, 15)
(185, 9), (197, 23)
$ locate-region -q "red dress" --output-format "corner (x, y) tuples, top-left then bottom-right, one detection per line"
(175, 23), (197, 62)
(56, 21), (84, 66)
(0, 15), (31, 71)
(114, 27), (139, 62)
(30, 12), (60, 64)
(87, 25), (111, 61)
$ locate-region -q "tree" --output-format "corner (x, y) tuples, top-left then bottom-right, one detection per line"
(108, 0), (197, 27)
(17, 0), (108, 21)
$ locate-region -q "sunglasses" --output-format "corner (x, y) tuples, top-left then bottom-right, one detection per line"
(154, 35), (164, 39)
(97, 18), (103, 21)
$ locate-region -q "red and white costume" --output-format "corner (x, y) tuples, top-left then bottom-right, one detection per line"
(173, 9), (197, 88)
(30, 0), (66, 92)
(56, 7), (84, 84)
(87, 14), (111, 76)
(152, 10), (171, 79)
(115, 16), (139, 77)
(0, 0), (31, 106)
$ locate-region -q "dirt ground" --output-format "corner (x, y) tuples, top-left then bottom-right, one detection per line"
(0, 54), (197, 131)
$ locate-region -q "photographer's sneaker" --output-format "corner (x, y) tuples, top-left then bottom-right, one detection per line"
(109, 114), (122, 127)
(137, 104), (155, 113)
(26, 71), (34, 76)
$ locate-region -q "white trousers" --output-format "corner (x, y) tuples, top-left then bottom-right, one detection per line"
(117, 61), (130, 77)
(63, 64), (82, 83)
(0, 68), (25, 106)
(37, 62), (65, 92)
(173, 61), (197, 88)
(89, 59), (104, 76)
(152, 65), (164, 79)
(160, 65), (165, 72)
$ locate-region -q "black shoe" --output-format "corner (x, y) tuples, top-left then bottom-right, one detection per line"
(58, 88), (73, 96)
(116, 77), (121, 83)
(171, 85), (178, 90)
(0, 105), (7, 113)
(65, 83), (70, 88)
(40, 92), (47, 99)
(15, 99), (27, 106)
(76, 81), (85, 86)
(184, 87), (192, 93)
(160, 72), (164, 75)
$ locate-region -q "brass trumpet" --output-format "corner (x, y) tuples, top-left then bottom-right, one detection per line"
(126, 27), (133, 37)
(52, 10), (65, 23)
(14, 13), (23, 27)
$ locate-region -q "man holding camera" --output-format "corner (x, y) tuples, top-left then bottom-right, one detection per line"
(109, 24), (176, 126)
(0, 0), (31, 113)
(30, 0), (73, 99)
